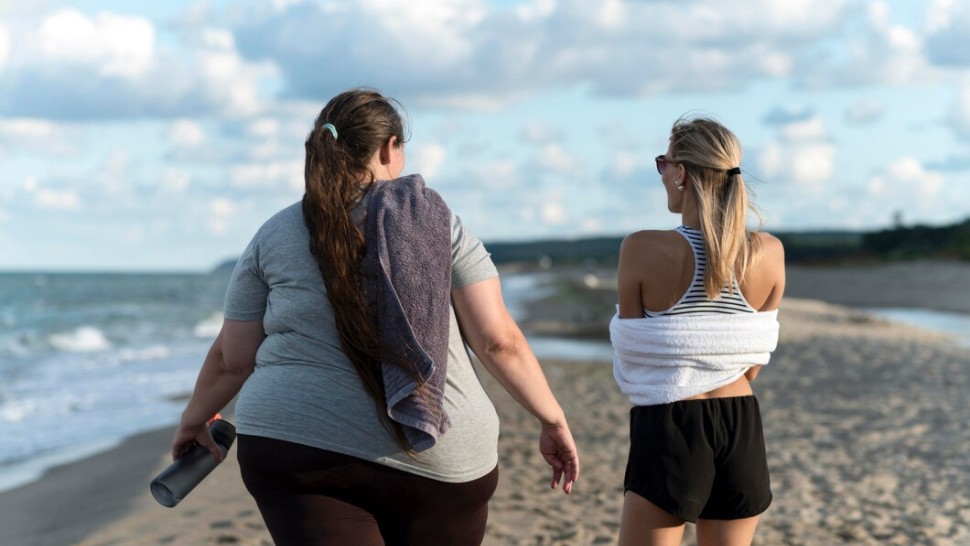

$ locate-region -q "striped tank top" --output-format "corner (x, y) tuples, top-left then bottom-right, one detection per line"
(644, 225), (756, 317)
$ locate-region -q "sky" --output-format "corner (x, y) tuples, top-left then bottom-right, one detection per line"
(1, 0), (969, 271)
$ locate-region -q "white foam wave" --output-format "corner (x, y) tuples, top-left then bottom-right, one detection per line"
(117, 345), (171, 362)
(48, 326), (111, 352)
(193, 312), (223, 338)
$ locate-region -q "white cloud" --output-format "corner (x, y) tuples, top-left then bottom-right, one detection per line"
(232, 0), (849, 107)
(534, 143), (578, 175)
(611, 151), (645, 178)
(0, 11), (272, 120)
(519, 120), (562, 145)
(780, 117), (827, 140)
(168, 119), (207, 148)
(96, 149), (131, 194)
(0, 119), (79, 154)
(796, 1), (932, 88)
(229, 160), (304, 192)
(412, 142), (447, 181)
(35, 8), (154, 78)
(757, 114), (836, 194)
(193, 28), (265, 118)
(35, 187), (80, 210)
(208, 198), (237, 235)
(541, 199), (565, 224)
(925, 0), (970, 66)
(246, 118), (280, 139)
(160, 169), (191, 194)
(866, 157), (944, 220)
(0, 22), (9, 73)
(844, 97), (885, 124)
(951, 78), (970, 139)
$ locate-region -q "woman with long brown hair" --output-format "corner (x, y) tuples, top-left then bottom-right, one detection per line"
(171, 88), (579, 545)
(612, 116), (785, 546)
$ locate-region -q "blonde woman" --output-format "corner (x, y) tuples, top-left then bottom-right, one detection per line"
(611, 117), (785, 546)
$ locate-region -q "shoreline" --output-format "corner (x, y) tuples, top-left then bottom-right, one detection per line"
(0, 426), (177, 546)
(3, 260), (970, 545)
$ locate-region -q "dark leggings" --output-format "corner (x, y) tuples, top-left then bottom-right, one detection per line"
(237, 435), (499, 546)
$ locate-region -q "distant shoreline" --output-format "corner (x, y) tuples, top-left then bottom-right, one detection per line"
(505, 260), (970, 346)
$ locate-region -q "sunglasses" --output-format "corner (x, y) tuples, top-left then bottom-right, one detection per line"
(655, 155), (672, 175)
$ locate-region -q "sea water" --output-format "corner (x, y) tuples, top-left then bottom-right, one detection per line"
(0, 272), (231, 492)
(868, 308), (970, 348)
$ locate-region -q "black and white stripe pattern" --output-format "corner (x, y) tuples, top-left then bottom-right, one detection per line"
(645, 225), (756, 317)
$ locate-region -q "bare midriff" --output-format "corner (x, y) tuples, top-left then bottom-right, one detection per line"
(684, 375), (754, 400)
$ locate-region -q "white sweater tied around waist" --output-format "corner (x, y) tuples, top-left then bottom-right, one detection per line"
(610, 308), (780, 406)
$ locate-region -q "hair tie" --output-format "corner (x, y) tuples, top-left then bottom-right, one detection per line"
(726, 166), (741, 176)
(321, 123), (338, 140)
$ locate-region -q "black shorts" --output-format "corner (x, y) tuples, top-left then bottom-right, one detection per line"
(624, 395), (771, 523)
(238, 435), (499, 546)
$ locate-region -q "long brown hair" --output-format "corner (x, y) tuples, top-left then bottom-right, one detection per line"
(301, 88), (414, 449)
(669, 116), (762, 298)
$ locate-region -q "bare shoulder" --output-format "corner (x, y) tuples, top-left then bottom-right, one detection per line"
(621, 230), (683, 261)
(753, 231), (785, 263)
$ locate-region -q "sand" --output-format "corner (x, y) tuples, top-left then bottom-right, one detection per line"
(2, 260), (969, 545)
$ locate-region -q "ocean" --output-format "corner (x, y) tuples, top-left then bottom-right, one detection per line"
(1, 270), (966, 493)
(0, 271), (231, 492)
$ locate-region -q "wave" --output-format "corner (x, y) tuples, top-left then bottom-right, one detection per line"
(47, 326), (112, 353)
(193, 312), (223, 339)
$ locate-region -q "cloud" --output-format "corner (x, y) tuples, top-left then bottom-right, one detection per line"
(533, 143), (580, 176)
(35, 8), (154, 78)
(763, 105), (815, 126)
(844, 97), (885, 124)
(0, 9), (272, 120)
(950, 78), (970, 139)
(230, 0), (848, 107)
(865, 157), (946, 222)
(168, 119), (207, 155)
(229, 159), (304, 193)
(208, 197), (237, 236)
(925, 0), (970, 66)
(412, 142), (447, 181)
(35, 187), (81, 210)
(756, 114), (836, 194)
(160, 168), (191, 194)
(519, 120), (562, 145)
(793, 1), (932, 89)
(0, 119), (81, 154)
(0, 22), (9, 73)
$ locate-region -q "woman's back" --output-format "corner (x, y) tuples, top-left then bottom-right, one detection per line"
(618, 227), (785, 319)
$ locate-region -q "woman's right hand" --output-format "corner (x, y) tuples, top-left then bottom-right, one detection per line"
(171, 416), (223, 462)
(539, 422), (580, 494)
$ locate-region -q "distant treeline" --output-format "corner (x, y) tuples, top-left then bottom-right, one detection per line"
(212, 218), (970, 272)
(485, 217), (970, 267)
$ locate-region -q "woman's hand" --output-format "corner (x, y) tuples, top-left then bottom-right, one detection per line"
(539, 422), (580, 494)
(171, 415), (223, 462)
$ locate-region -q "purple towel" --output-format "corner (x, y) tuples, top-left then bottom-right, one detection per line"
(362, 174), (452, 451)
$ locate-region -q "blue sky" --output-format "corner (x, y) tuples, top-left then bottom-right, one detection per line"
(1, 0), (969, 271)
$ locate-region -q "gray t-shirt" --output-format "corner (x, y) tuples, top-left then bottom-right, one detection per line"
(225, 200), (501, 482)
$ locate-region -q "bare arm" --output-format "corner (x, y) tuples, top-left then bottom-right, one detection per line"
(452, 277), (579, 494)
(745, 234), (787, 383)
(172, 319), (265, 461)
(617, 234), (647, 319)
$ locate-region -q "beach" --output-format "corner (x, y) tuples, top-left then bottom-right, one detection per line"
(2, 261), (969, 545)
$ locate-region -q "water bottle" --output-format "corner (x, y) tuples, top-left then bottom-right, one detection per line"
(150, 418), (236, 507)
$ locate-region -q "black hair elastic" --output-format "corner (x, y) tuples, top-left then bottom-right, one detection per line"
(726, 167), (741, 176)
